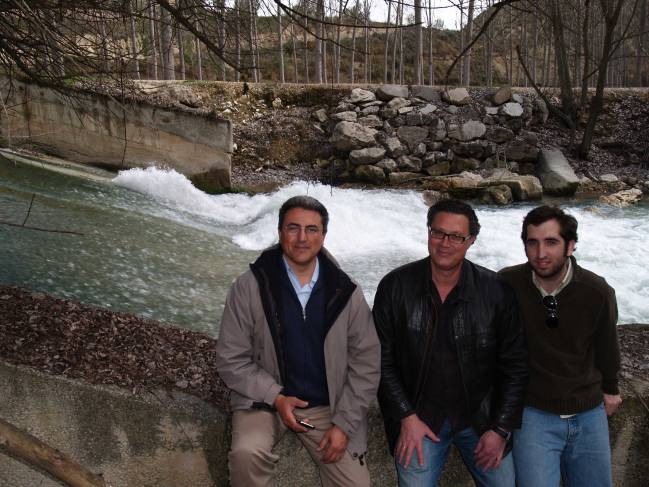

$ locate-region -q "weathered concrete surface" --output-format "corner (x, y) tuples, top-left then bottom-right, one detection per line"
(0, 78), (232, 192)
(1, 359), (647, 487)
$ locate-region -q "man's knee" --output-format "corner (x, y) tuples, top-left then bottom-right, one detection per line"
(229, 440), (274, 467)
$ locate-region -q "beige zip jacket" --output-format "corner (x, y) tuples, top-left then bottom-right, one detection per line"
(215, 249), (380, 457)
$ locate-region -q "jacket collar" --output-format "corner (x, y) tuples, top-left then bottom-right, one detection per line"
(425, 257), (474, 303)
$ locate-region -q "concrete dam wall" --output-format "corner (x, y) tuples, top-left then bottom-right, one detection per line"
(1, 361), (647, 487)
(0, 78), (232, 192)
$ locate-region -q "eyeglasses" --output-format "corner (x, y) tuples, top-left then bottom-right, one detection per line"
(428, 227), (472, 244)
(284, 223), (321, 236)
(542, 295), (559, 328)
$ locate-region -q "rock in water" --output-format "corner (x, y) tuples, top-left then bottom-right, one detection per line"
(537, 149), (579, 196)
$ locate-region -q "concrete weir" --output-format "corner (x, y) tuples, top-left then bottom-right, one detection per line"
(1, 362), (647, 486)
(0, 78), (232, 192)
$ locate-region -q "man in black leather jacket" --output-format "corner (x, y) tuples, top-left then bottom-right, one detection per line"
(373, 199), (527, 487)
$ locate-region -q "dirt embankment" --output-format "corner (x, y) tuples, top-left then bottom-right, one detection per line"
(1, 284), (648, 409)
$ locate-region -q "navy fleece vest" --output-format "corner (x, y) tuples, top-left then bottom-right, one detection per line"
(279, 270), (330, 407)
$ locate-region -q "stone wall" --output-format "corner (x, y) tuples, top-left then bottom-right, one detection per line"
(316, 85), (588, 204)
(0, 78), (232, 192)
(1, 361), (647, 487)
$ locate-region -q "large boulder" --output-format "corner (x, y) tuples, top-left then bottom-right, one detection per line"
(536, 149), (580, 196)
(424, 161), (451, 176)
(376, 158), (398, 173)
(354, 164), (386, 184)
(361, 105), (380, 116)
(453, 141), (493, 160)
(447, 172), (484, 198)
(349, 147), (387, 165)
(428, 118), (446, 142)
(397, 126), (429, 148)
(389, 172), (422, 185)
(500, 102), (524, 117)
(492, 86), (512, 105)
(486, 126), (515, 143)
(313, 108), (328, 123)
(376, 85), (409, 101)
(443, 87), (471, 105)
(384, 137), (407, 158)
(331, 111), (357, 122)
(506, 139), (539, 162)
(397, 155), (423, 172)
(412, 86), (441, 102)
(599, 188), (643, 207)
(358, 115), (383, 128)
(447, 120), (487, 142)
(387, 97), (411, 111)
(482, 184), (513, 205)
(348, 88), (376, 104)
(330, 121), (378, 151)
(482, 174), (543, 201)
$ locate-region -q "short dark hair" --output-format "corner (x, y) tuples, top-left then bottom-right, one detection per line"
(278, 196), (329, 234)
(427, 199), (480, 236)
(521, 205), (578, 245)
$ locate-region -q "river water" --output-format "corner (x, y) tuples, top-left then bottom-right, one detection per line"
(1, 155), (648, 336)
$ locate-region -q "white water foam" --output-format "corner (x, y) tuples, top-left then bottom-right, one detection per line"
(112, 168), (649, 324)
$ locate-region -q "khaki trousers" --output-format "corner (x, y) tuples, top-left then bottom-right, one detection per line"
(228, 406), (370, 487)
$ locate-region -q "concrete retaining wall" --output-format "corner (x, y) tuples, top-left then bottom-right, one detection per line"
(0, 78), (232, 192)
(1, 362), (647, 486)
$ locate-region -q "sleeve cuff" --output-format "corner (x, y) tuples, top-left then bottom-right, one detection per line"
(263, 383), (284, 407)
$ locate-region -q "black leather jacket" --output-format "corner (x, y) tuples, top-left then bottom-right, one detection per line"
(373, 257), (528, 452)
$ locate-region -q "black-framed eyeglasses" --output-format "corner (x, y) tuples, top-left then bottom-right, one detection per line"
(284, 223), (321, 236)
(542, 295), (559, 328)
(428, 227), (472, 244)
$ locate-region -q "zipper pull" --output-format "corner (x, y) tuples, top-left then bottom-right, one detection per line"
(302, 308), (306, 321)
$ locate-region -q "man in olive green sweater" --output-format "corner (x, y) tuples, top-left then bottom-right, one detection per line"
(500, 205), (621, 487)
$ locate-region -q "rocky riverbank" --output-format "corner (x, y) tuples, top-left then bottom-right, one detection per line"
(1, 283), (648, 410)
(147, 81), (649, 202)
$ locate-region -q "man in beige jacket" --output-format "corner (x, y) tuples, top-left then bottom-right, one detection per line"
(215, 196), (381, 487)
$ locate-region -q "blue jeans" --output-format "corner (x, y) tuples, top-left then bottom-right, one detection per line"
(396, 420), (515, 487)
(513, 404), (612, 487)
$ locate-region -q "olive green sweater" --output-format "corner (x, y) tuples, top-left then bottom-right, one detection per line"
(500, 257), (620, 414)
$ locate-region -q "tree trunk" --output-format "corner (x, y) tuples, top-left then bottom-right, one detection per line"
(579, 0), (626, 157)
(350, 2), (358, 83)
(635, 0), (646, 85)
(580, 0), (592, 108)
(550, 0), (576, 123)
(248, 0), (257, 82)
(219, 0), (226, 80)
(414, 0), (423, 84)
(195, 35), (203, 80)
(384, 1), (392, 83)
(364, 3), (369, 84)
(252, 1), (261, 81)
(336, 0), (344, 83)
(178, 27), (185, 80)
(290, 15), (299, 82)
(160, 6), (175, 79)
(462, 0), (475, 86)
(278, 3), (285, 83)
(149, 3), (158, 79)
(0, 417), (106, 487)
(304, 18), (310, 83)
(427, 0), (434, 85)
(234, 2), (239, 81)
(129, 2), (140, 80)
(315, 0), (323, 83)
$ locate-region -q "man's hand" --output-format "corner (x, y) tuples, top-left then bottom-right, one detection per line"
(317, 425), (349, 464)
(395, 414), (440, 468)
(474, 430), (506, 471)
(604, 393), (622, 416)
(274, 394), (309, 432)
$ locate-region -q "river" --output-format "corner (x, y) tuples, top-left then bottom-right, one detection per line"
(1, 153), (648, 335)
